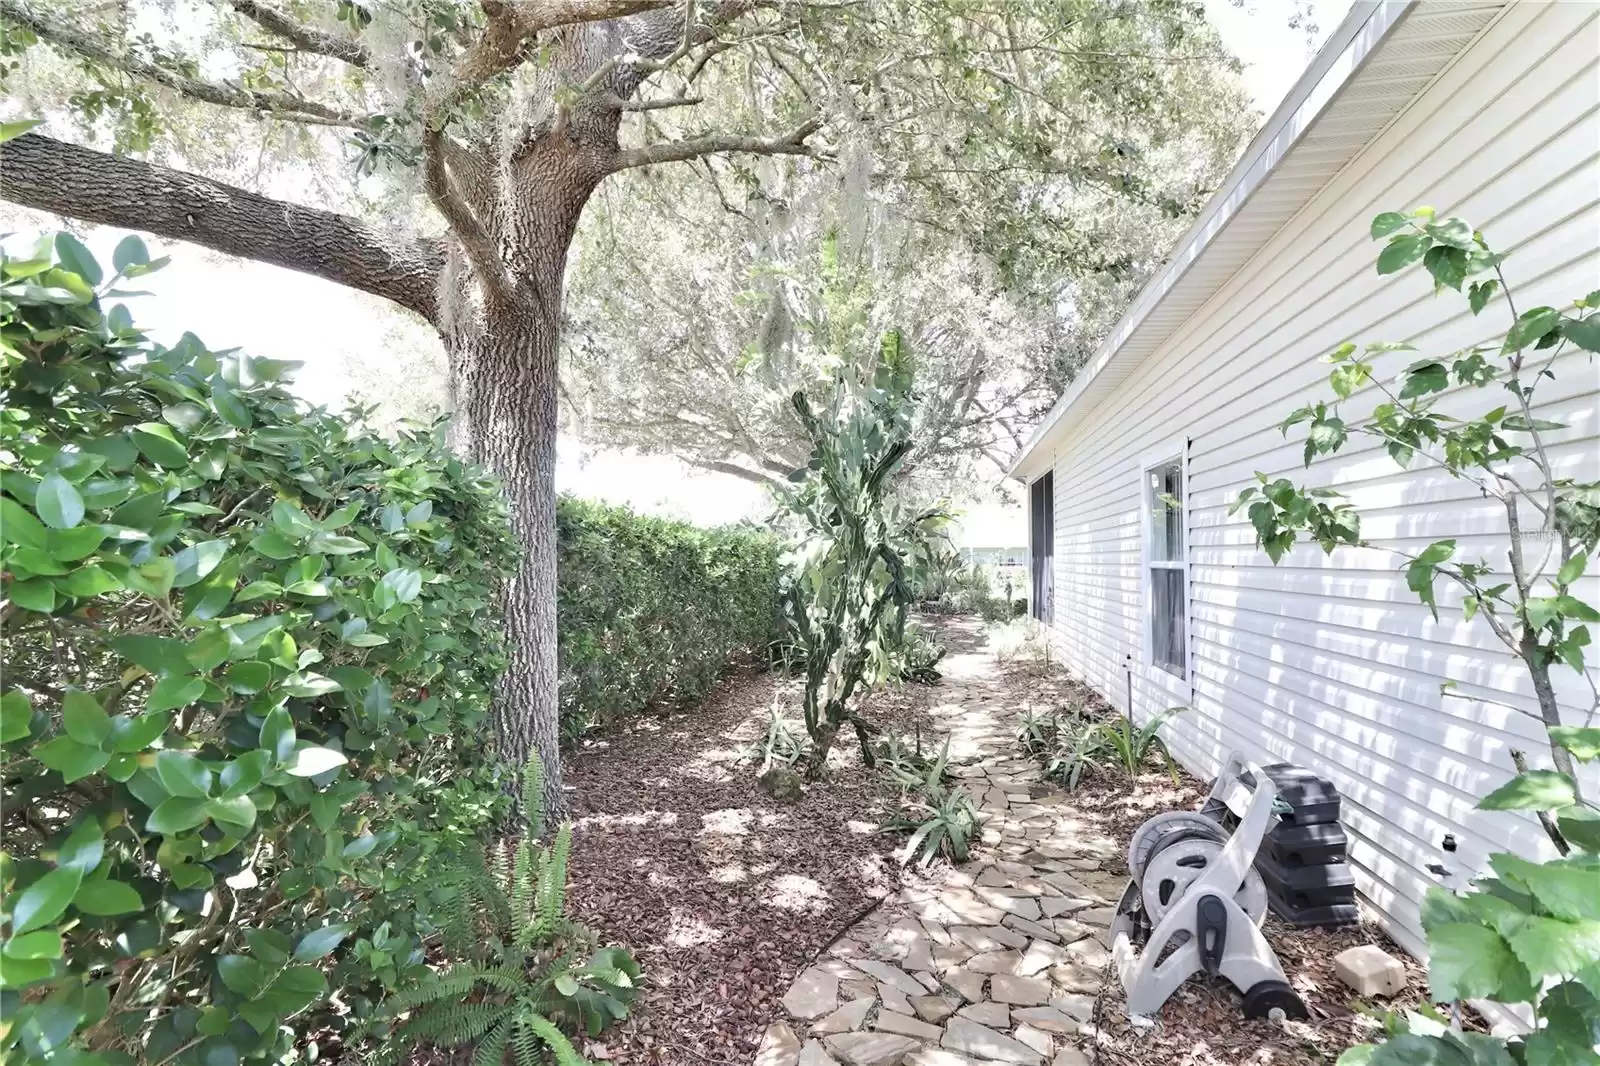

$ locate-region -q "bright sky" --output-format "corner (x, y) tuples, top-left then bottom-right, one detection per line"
(3, 0), (1352, 539)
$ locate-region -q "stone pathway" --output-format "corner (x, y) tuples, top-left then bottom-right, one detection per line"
(754, 633), (1125, 1066)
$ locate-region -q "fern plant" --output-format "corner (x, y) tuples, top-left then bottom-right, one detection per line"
(386, 757), (642, 1065)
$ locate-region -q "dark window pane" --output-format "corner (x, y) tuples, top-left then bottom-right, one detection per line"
(1151, 567), (1186, 676)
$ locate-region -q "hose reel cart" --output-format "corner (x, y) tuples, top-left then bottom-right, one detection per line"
(1110, 752), (1311, 1020)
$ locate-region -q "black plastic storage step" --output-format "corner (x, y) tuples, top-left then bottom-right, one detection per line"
(1249, 761), (1358, 929)
(1257, 763), (1343, 825)
(1259, 821), (1348, 868)
(1268, 900), (1361, 929)
(1255, 852), (1356, 907)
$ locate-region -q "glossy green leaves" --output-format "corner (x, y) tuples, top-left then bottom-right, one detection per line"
(1, 233), (517, 1065)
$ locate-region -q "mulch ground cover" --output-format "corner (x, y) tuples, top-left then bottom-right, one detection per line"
(560, 665), (933, 1064)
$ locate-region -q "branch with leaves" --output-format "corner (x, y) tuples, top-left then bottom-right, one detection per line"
(224, 0), (371, 67)
(610, 113), (820, 170)
(0, 0), (371, 127)
(1233, 206), (1600, 786)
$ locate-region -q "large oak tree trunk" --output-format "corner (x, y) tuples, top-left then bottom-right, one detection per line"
(442, 141), (602, 817)
(447, 302), (565, 817)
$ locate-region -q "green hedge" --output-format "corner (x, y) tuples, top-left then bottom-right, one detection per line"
(557, 497), (780, 738)
(1, 234), (514, 1064)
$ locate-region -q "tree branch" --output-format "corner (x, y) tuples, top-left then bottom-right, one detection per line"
(696, 458), (786, 489)
(609, 114), (821, 171)
(225, 0), (369, 67)
(421, 127), (511, 304)
(2, 0), (369, 128)
(0, 134), (443, 322)
(605, 92), (704, 111)
(430, 0), (677, 121)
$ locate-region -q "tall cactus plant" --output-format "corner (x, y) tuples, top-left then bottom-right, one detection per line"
(781, 332), (948, 779)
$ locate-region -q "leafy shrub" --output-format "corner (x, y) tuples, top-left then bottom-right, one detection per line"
(879, 739), (982, 866)
(778, 332), (947, 778)
(384, 758), (641, 1064)
(917, 560), (1019, 620)
(910, 545), (966, 605)
(0, 235), (515, 1063)
(1242, 207), (1600, 1066)
(557, 497), (779, 740)
(1340, 727), (1599, 1066)
(990, 617), (1051, 666)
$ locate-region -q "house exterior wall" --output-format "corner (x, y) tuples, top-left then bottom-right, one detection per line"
(1035, 1), (1599, 958)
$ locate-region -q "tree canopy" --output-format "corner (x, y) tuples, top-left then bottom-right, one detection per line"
(0, 0), (1258, 800)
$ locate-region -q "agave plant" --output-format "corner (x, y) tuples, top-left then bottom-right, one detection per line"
(885, 784), (983, 866)
(875, 731), (925, 788)
(1015, 707), (1061, 756)
(878, 738), (982, 865)
(1096, 706), (1185, 785)
(386, 757), (641, 1065)
(742, 701), (807, 771)
(1038, 707), (1185, 791)
(894, 621), (947, 684)
(880, 734), (950, 794)
(1043, 719), (1104, 791)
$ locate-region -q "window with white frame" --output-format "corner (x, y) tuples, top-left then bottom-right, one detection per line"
(1144, 455), (1187, 678)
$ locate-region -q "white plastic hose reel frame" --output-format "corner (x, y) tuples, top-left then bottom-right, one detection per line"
(1110, 752), (1310, 1021)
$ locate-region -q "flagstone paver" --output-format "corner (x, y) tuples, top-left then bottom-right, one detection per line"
(757, 633), (1111, 1065)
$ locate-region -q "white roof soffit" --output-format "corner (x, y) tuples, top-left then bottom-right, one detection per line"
(1007, 0), (1508, 481)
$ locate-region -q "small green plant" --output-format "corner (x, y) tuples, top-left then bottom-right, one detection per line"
(1338, 726), (1599, 1066)
(1016, 706), (1063, 756)
(742, 701), (807, 772)
(894, 621), (947, 684)
(387, 757), (641, 1064)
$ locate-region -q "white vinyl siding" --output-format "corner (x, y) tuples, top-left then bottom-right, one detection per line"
(1037, 1), (1600, 958)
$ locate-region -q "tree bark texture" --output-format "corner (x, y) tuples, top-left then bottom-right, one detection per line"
(451, 306), (566, 818)
(0, 135), (443, 322)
